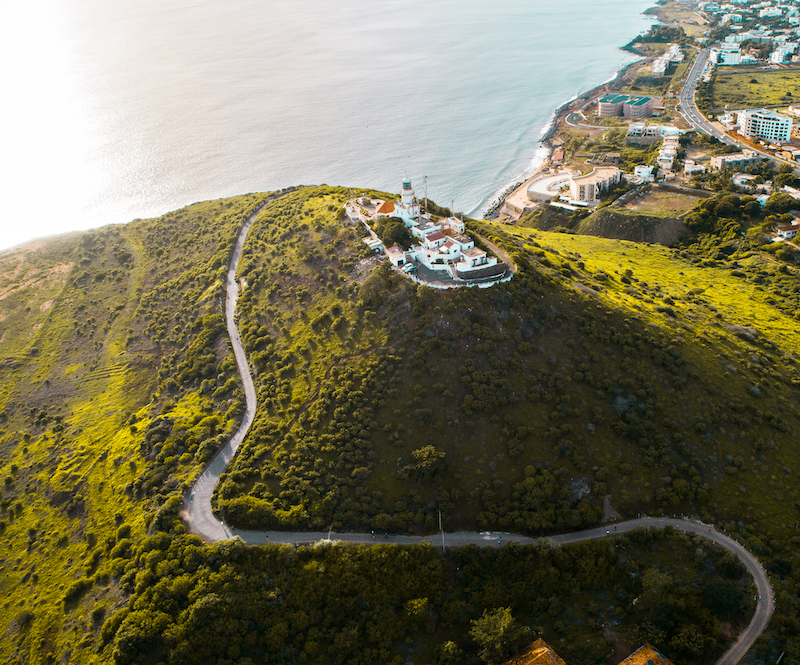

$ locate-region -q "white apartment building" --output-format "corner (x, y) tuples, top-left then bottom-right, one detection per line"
(737, 109), (793, 143)
(568, 167), (622, 204)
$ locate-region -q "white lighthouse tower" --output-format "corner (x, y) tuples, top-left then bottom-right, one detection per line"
(396, 177), (421, 226)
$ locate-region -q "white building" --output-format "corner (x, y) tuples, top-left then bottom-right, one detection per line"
(771, 41), (799, 63)
(634, 165), (655, 182)
(393, 177), (421, 225)
(710, 149), (760, 170)
(568, 167), (623, 204)
(684, 160), (707, 174)
(652, 43), (684, 77)
(657, 138), (680, 171)
(737, 109), (793, 143)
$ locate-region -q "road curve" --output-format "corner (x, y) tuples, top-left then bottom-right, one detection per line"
(181, 196), (773, 665)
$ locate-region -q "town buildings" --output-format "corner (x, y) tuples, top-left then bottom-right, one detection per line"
(652, 43), (684, 77)
(626, 123), (682, 146)
(524, 167), (622, 206)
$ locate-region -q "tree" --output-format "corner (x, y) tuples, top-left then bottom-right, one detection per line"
(469, 607), (532, 664)
(376, 216), (413, 250)
(411, 445), (447, 479)
(436, 641), (463, 665)
(765, 191), (797, 215)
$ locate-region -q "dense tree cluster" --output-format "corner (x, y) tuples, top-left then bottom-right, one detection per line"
(101, 527), (752, 665)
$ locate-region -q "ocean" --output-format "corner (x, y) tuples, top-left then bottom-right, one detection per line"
(0, 0), (654, 250)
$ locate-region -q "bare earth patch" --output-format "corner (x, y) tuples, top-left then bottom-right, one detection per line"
(623, 190), (700, 216)
(0, 262), (73, 301)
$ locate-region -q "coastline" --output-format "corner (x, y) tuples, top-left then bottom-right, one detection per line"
(480, 20), (652, 220)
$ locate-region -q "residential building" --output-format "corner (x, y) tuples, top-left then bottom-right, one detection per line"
(568, 167), (622, 203)
(503, 639), (567, 665)
(710, 149), (760, 169)
(737, 109), (793, 143)
(776, 223), (799, 239)
(634, 165), (655, 181)
(652, 43), (684, 76)
(626, 123), (682, 145)
(684, 159), (707, 174)
(657, 138), (680, 171)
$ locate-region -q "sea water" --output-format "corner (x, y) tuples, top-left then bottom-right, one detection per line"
(0, 0), (654, 250)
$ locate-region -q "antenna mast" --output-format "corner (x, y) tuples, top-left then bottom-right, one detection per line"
(423, 175), (428, 215)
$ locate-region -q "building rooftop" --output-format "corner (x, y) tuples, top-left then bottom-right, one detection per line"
(462, 247), (486, 257)
(619, 644), (674, 665)
(599, 93), (630, 104)
(426, 231), (446, 242)
(376, 201), (395, 214)
(503, 639), (567, 665)
(451, 233), (471, 244)
(599, 93), (652, 105)
(571, 166), (621, 186)
(746, 108), (792, 121)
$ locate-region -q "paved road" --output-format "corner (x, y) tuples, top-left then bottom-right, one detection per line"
(181, 195), (774, 665)
(184, 196), (274, 541)
(678, 48), (798, 170)
(678, 48), (735, 144)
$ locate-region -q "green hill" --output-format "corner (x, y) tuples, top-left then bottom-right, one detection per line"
(218, 189), (800, 543)
(0, 186), (798, 664)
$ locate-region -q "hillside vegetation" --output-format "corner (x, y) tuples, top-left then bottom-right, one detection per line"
(0, 186), (799, 664)
(0, 192), (273, 663)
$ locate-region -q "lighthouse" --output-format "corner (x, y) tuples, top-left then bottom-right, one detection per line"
(396, 177), (421, 225)
(401, 177), (415, 206)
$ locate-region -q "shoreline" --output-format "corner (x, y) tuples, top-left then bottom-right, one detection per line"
(480, 20), (652, 220)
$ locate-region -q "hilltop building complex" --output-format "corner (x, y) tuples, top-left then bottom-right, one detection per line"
(346, 179), (510, 286)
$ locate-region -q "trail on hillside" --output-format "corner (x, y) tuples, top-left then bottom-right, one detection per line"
(181, 196), (773, 665)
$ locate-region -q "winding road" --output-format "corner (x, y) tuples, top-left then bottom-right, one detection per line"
(182, 201), (774, 665)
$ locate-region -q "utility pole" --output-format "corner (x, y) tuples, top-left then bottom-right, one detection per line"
(439, 510), (445, 554)
(423, 175), (428, 215)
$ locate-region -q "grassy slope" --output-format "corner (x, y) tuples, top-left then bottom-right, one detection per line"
(483, 223), (800, 531)
(0, 193), (270, 663)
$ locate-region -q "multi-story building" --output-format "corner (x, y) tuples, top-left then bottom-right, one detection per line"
(597, 94), (655, 118)
(568, 167), (622, 204)
(710, 149), (760, 170)
(737, 109), (793, 143)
